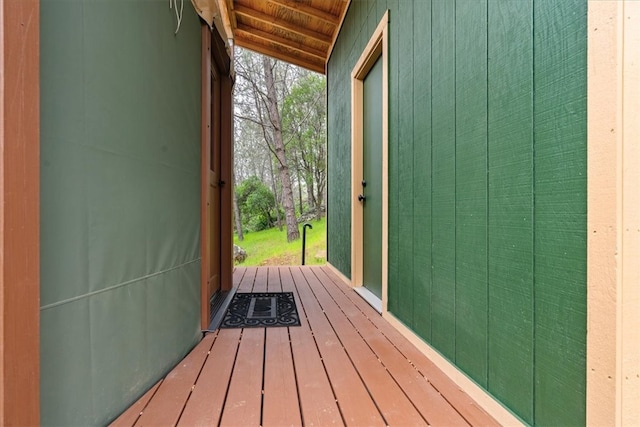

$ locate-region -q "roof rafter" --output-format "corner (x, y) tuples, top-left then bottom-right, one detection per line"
(235, 25), (327, 61)
(235, 38), (325, 74)
(234, 4), (332, 46)
(266, 0), (340, 26)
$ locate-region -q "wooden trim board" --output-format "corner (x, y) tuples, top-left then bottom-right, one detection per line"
(587, 1), (640, 424)
(0, 0), (41, 423)
(200, 24), (213, 329)
(383, 313), (524, 426)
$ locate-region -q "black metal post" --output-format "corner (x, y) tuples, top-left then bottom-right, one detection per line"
(301, 223), (313, 265)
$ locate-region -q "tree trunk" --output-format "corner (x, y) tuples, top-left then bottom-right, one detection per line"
(262, 56), (299, 241)
(233, 173), (244, 241)
(294, 150), (304, 215)
(267, 153), (283, 231)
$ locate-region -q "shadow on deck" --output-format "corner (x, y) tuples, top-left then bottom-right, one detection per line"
(111, 265), (498, 426)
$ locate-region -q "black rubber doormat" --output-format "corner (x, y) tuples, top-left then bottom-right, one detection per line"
(219, 292), (301, 328)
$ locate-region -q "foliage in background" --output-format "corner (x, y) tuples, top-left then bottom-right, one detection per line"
(233, 47), (328, 242)
(234, 49), (300, 241)
(235, 176), (281, 231)
(282, 74), (327, 219)
(234, 217), (326, 266)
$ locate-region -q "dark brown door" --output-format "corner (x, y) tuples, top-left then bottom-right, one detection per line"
(207, 63), (222, 299)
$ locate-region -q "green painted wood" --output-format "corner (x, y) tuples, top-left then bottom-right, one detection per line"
(454, 0), (488, 388)
(326, 12), (352, 277)
(533, 1), (587, 425)
(362, 57), (384, 298)
(487, 0), (535, 422)
(386, 0), (400, 315)
(40, 1), (202, 424)
(396, 0), (415, 324)
(412, 0), (433, 341)
(327, 1), (587, 424)
(430, 0), (456, 360)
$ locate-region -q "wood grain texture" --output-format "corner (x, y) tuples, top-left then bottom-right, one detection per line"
(262, 327), (302, 426)
(0, 0), (40, 424)
(177, 329), (241, 426)
(280, 267), (344, 426)
(487, 0), (534, 422)
(533, 1), (587, 425)
(135, 334), (215, 425)
(454, 0), (489, 388)
(411, 0), (434, 343)
(320, 266), (499, 427)
(430, 0), (457, 360)
(114, 267), (499, 426)
(327, 0), (588, 424)
(302, 268), (427, 426)
(219, 328), (265, 427)
(109, 380), (162, 427)
(315, 267), (469, 426)
(395, 0), (415, 325)
(290, 267), (385, 426)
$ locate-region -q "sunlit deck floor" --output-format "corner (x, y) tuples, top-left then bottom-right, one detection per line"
(111, 265), (498, 426)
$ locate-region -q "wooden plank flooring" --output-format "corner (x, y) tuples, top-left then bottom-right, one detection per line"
(111, 266), (499, 427)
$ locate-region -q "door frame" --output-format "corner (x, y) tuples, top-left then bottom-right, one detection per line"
(351, 11), (389, 313)
(0, 0), (41, 423)
(200, 24), (234, 329)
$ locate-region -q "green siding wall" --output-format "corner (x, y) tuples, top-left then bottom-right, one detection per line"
(40, 1), (203, 425)
(327, 0), (587, 424)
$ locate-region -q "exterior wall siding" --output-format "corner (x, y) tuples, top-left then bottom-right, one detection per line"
(40, 1), (203, 424)
(327, 0), (587, 424)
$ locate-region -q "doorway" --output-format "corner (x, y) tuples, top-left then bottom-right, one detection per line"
(361, 57), (383, 299)
(201, 25), (234, 329)
(351, 12), (389, 313)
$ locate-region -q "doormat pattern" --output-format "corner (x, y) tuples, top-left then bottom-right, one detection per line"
(219, 292), (301, 328)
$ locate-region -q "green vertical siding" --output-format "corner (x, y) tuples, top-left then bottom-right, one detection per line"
(455, 0), (489, 387)
(487, 0), (535, 420)
(412, 0), (433, 341)
(396, 0), (414, 324)
(430, 0), (457, 360)
(533, 1), (587, 425)
(327, 0), (587, 424)
(40, 1), (203, 425)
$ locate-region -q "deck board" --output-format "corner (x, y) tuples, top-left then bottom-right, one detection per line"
(300, 268), (427, 426)
(267, 266), (282, 292)
(320, 266), (500, 426)
(280, 267), (344, 426)
(313, 267), (470, 426)
(290, 267), (387, 426)
(112, 265), (499, 427)
(109, 380), (162, 427)
(219, 328), (265, 426)
(177, 329), (241, 426)
(134, 334), (215, 426)
(263, 327), (302, 426)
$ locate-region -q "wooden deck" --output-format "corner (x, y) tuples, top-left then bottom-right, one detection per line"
(111, 266), (499, 426)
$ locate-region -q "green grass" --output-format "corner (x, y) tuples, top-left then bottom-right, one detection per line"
(234, 217), (326, 266)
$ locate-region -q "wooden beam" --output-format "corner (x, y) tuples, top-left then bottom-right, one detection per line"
(0, 0), (40, 424)
(234, 4), (332, 46)
(267, 0), (340, 26)
(216, 0), (234, 41)
(235, 37), (325, 74)
(236, 25), (327, 61)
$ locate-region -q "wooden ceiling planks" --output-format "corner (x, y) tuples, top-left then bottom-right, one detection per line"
(227, 0), (350, 74)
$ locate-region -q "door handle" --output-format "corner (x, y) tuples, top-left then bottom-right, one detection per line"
(358, 194), (366, 202)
